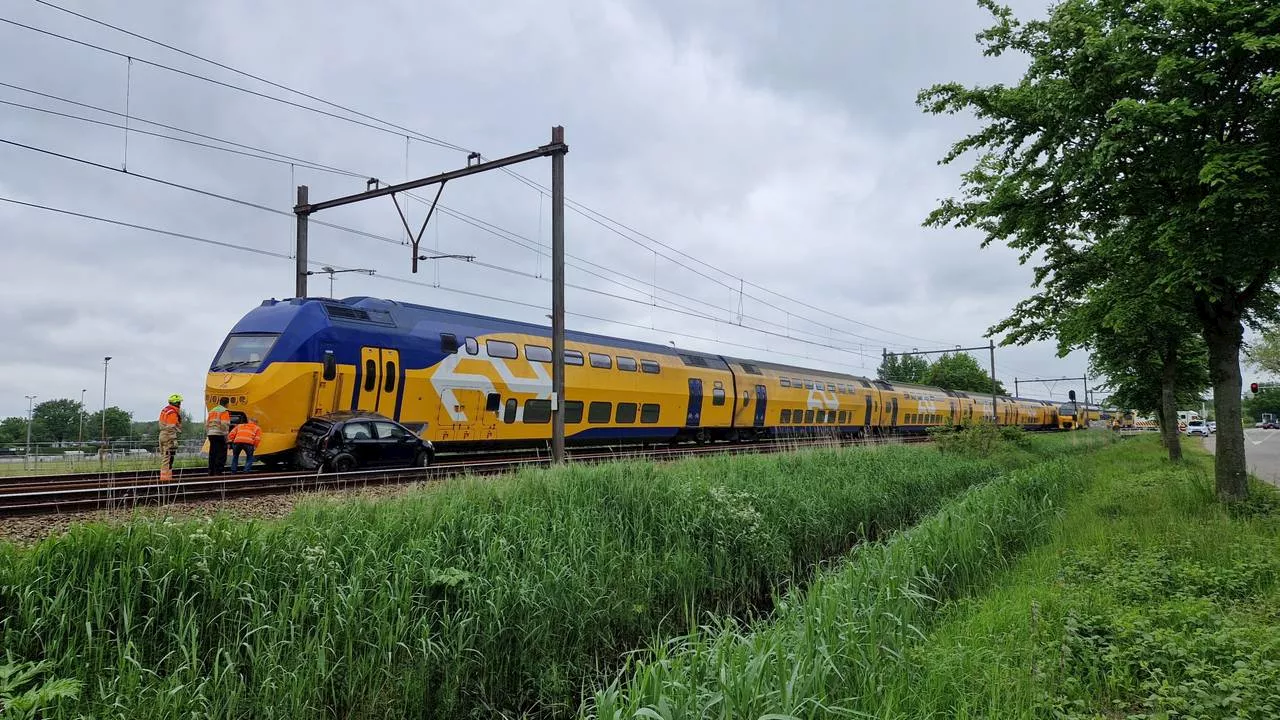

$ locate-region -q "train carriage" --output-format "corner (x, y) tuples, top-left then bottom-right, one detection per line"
(206, 297), (1075, 465)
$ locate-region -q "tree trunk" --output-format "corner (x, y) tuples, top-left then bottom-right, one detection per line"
(1204, 314), (1248, 501)
(1159, 344), (1182, 462)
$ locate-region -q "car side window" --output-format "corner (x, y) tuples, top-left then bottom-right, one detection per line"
(342, 422), (373, 440)
(373, 422), (408, 440)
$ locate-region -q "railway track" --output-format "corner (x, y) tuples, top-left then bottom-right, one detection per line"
(0, 435), (932, 517)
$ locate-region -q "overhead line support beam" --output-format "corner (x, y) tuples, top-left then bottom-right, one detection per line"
(294, 127), (570, 464)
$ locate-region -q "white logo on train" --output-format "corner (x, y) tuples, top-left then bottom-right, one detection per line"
(429, 345), (551, 423)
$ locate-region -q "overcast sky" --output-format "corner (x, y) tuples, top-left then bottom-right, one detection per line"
(0, 0), (1117, 423)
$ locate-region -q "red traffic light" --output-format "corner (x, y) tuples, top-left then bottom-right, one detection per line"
(1252, 382), (1259, 394)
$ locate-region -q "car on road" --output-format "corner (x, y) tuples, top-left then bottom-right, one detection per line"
(295, 412), (434, 472)
(1207, 421), (1217, 433)
(1185, 420), (1211, 437)
(1258, 420), (1280, 430)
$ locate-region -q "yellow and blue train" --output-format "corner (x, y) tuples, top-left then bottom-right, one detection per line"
(205, 297), (1074, 465)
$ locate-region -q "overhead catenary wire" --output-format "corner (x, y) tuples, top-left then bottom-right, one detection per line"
(0, 136), (882, 363)
(4, 6), (952, 350)
(0, 193), (877, 372)
(0, 125), (892, 361)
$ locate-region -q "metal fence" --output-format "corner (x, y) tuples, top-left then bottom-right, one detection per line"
(0, 440), (208, 476)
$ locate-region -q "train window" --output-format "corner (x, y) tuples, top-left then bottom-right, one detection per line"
(828, 412), (837, 424)
(486, 393), (501, 412)
(679, 354), (709, 368)
(504, 399), (517, 423)
(741, 363), (761, 375)
(815, 410), (826, 423)
(588, 401), (612, 424)
(565, 400), (584, 424)
(712, 387), (726, 406)
(781, 409), (792, 423)
(780, 378), (791, 388)
(859, 380), (871, 388)
(322, 351), (336, 381)
(641, 403), (661, 423)
(804, 380), (814, 389)
(363, 359), (377, 392)
(525, 345), (553, 363)
(486, 340), (518, 359)
(565, 349), (584, 366)
(465, 337), (479, 355)
(804, 409), (815, 423)
(792, 378), (802, 387)
(440, 333), (459, 354)
(616, 403), (637, 424)
(742, 390), (751, 406)
(523, 399), (551, 424)
(589, 353), (612, 369)
(384, 361), (396, 392)
(827, 383), (836, 392)
(617, 356), (637, 372)
(640, 359), (661, 374)
(838, 410), (848, 424)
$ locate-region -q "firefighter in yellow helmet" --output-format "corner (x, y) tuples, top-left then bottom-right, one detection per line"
(158, 394), (182, 481)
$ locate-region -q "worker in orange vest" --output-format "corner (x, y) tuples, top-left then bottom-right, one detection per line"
(158, 394), (182, 482)
(205, 397), (231, 475)
(228, 417), (262, 473)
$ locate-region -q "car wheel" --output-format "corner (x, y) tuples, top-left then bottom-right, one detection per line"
(415, 450), (432, 468)
(330, 454), (357, 473)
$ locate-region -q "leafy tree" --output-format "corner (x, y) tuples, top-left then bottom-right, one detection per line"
(876, 353), (930, 384)
(1246, 331), (1280, 377)
(1244, 387), (1280, 422)
(925, 352), (1008, 395)
(31, 399), (86, 444)
(992, 232), (1209, 460)
(0, 417), (28, 446)
(83, 407), (133, 443)
(921, 0), (1280, 500)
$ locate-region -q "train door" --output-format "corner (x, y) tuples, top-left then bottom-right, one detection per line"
(890, 397), (899, 429)
(356, 346), (403, 417)
(357, 347), (381, 412)
(312, 347), (343, 416)
(377, 349), (401, 419)
(864, 394), (873, 428)
(687, 378), (703, 427)
(754, 385), (767, 427)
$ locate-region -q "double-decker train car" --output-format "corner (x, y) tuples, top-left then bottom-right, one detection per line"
(205, 297), (1066, 465)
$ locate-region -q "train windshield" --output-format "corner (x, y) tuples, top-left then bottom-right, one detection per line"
(1058, 402), (1078, 415)
(211, 333), (279, 372)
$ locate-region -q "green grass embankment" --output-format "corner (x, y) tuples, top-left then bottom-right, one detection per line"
(587, 435), (1280, 719)
(0, 431), (1105, 719)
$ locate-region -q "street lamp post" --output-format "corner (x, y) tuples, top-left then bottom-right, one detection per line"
(78, 388), (87, 445)
(24, 394), (36, 468)
(100, 356), (111, 466)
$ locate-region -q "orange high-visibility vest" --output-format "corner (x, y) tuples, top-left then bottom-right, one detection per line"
(230, 422), (262, 448)
(206, 406), (231, 435)
(159, 404), (181, 428)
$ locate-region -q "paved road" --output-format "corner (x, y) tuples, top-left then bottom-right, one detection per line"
(1203, 429), (1280, 486)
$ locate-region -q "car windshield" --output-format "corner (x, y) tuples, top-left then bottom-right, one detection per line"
(211, 334), (279, 372)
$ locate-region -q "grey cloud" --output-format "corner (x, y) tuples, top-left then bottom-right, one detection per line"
(2, 0), (1093, 422)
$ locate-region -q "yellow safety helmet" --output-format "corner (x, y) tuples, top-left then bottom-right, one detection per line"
(168, 393), (183, 404)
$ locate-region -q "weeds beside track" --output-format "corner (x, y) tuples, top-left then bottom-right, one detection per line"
(0, 430), (1107, 718)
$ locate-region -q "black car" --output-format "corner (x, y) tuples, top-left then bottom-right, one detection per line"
(295, 412), (434, 472)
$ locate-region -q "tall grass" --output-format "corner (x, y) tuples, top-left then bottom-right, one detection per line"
(0, 432), (1105, 718)
(585, 447), (1094, 718)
